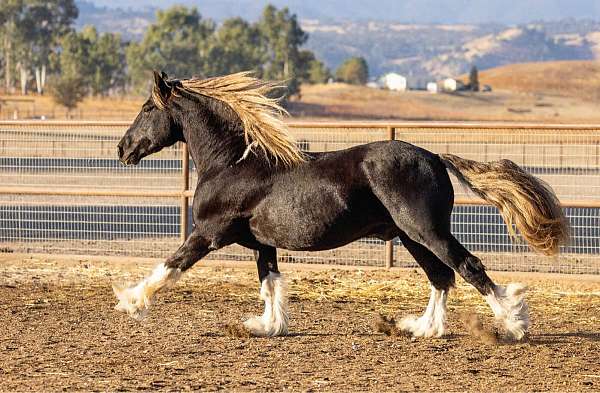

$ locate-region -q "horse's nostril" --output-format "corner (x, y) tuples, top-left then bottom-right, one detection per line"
(118, 145), (124, 158)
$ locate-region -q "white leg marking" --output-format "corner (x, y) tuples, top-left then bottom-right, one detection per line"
(398, 285), (448, 338)
(244, 272), (289, 337)
(485, 283), (529, 340)
(113, 263), (181, 321)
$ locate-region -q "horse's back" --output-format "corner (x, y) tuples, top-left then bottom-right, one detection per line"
(248, 140), (453, 251)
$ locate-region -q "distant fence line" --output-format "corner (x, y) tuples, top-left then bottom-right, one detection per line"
(0, 120), (599, 274)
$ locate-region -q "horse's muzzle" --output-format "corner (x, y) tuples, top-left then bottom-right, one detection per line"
(118, 136), (151, 166)
(117, 139), (138, 165)
(118, 146), (138, 166)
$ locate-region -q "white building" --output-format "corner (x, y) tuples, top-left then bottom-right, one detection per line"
(442, 78), (464, 92)
(381, 73), (407, 92)
(427, 82), (438, 94)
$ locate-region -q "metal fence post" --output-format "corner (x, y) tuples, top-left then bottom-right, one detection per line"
(180, 143), (190, 243)
(385, 126), (396, 269)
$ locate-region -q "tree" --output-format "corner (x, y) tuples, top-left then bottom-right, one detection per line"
(0, 0), (77, 94)
(124, 5), (321, 96)
(49, 73), (86, 116)
(204, 17), (264, 77)
(258, 5), (308, 96)
(297, 50), (330, 84)
(49, 26), (126, 98)
(126, 6), (214, 92)
(469, 65), (479, 92)
(204, 18), (265, 76)
(26, 0), (78, 94)
(335, 57), (369, 85)
(0, 0), (25, 93)
(49, 29), (88, 115)
(81, 26), (127, 95)
(53, 30), (92, 79)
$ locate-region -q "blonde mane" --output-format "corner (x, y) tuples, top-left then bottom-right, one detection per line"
(156, 72), (306, 167)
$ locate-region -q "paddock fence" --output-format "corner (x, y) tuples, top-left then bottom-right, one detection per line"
(0, 120), (599, 274)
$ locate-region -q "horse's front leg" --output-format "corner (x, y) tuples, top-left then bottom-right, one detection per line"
(113, 230), (210, 320)
(243, 246), (289, 337)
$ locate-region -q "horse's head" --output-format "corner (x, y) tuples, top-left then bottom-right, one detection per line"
(118, 71), (183, 165)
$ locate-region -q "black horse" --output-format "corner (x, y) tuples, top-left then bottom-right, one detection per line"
(113, 71), (568, 340)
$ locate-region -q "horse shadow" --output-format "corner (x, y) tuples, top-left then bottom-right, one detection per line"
(528, 331), (600, 345)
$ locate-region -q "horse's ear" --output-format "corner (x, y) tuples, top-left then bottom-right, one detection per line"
(152, 70), (171, 108)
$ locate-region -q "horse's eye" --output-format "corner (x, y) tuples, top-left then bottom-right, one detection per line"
(143, 105), (153, 113)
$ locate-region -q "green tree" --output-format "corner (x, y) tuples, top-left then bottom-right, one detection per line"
(49, 26), (126, 98)
(126, 6), (214, 92)
(81, 26), (127, 95)
(49, 28), (89, 115)
(335, 57), (369, 85)
(49, 73), (86, 116)
(297, 50), (330, 84)
(204, 17), (264, 77)
(258, 5), (308, 96)
(18, 0), (77, 94)
(0, 0), (25, 93)
(0, 0), (77, 94)
(54, 30), (92, 78)
(469, 65), (479, 92)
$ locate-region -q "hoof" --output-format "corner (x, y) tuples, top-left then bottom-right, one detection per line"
(486, 283), (530, 340)
(397, 286), (447, 338)
(112, 284), (150, 321)
(243, 317), (268, 337)
(398, 315), (445, 338)
(243, 316), (288, 337)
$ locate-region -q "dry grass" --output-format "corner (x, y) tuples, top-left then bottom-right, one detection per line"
(475, 60), (600, 101)
(4, 61), (600, 122)
(293, 82), (600, 123)
(0, 94), (142, 120)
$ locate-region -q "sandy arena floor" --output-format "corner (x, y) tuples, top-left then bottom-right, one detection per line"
(0, 254), (599, 391)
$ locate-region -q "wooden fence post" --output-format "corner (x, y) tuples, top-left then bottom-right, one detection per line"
(385, 126), (396, 269)
(180, 143), (190, 243)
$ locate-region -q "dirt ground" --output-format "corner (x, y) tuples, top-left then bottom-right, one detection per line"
(0, 255), (599, 392)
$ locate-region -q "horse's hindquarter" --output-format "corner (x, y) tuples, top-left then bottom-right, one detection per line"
(249, 141), (441, 251)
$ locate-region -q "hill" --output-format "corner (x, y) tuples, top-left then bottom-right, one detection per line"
(74, 1), (600, 80)
(476, 61), (600, 101)
(305, 24), (595, 80)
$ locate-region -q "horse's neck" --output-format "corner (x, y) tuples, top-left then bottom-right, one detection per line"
(176, 98), (248, 176)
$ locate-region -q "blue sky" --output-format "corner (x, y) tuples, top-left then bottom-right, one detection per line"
(86, 0), (600, 24)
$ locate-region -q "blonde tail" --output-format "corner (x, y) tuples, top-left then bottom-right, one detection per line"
(439, 154), (569, 256)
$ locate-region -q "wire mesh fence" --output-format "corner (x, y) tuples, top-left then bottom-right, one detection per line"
(0, 120), (598, 274)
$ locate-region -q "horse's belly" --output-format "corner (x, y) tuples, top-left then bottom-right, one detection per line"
(251, 214), (366, 250)
(249, 188), (390, 251)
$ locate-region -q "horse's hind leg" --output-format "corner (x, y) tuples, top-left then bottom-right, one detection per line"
(416, 229), (529, 340)
(396, 231), (455, 338)
(113, 230), (210, 320)
(243, 246), (289, 337)
(373, 164), (529, 339)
